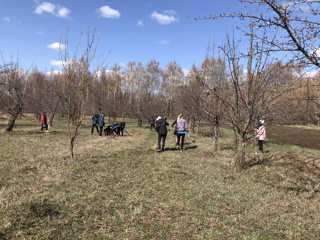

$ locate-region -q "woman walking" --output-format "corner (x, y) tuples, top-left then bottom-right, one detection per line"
(171, 114), (182, 147)
(176, 114), (188, 152)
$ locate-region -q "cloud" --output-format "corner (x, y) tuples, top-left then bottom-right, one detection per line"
(311, 47), (320, 58)
(47, 42), (66, 51)
(182, 68), (189, 77)
(156, 40), (169, 45)
(50, 60), (64, 67)
(97, 6), (120, 19)
(57, 6), (71, 18)
(137, 20), (144, 26)
(36, 31), (43, 35)
(151, 10), (178, 24)
(2, 17), (11, 22)
(34, 2), (71, 18)
(46, 70), (63, 76)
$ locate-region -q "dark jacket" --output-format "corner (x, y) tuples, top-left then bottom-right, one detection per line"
(92, 114), (99, 125)
(98, 115), (105, 127)
(171, 120), (177, 128)
(155, 119), (169, 135)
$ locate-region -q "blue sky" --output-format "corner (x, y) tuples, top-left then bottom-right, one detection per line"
(1, 0), (248, 73)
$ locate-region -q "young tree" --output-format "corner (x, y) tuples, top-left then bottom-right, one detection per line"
(58, 27), (106, 160)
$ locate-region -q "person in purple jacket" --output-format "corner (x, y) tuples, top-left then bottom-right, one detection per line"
(176, 114), (189, 152)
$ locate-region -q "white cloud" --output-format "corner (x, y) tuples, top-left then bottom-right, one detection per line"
(156, 40), (169, 45)
(50, 60), (63, 67)
(34, 2), (71, 18)
(2, 17), (11, 22)
(137, 20), (144, 26)
(46, 70), (63, 76)
(311, 47), (320, 57)
(36, 31), (43, 35)
(97, 6), (120, 19)
(182, 68), (189, 77)
(47, 42), (66, 51)
(57, 7), (71, 18)
(151, 10), (178, 25)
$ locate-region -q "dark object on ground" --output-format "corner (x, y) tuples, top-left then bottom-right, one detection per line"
(104, 125), (112, 136)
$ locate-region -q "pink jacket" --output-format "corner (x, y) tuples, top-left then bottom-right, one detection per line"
(256, 125), (266, 140)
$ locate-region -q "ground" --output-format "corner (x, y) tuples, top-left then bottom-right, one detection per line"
(268, 125), (320, 150)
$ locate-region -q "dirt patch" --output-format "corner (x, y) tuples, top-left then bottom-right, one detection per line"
(267, 126), (320, 150)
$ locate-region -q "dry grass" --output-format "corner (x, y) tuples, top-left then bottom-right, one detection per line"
(1, 117), (320, 239)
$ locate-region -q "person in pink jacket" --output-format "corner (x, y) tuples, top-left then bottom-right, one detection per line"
(256, 119), (266, 153)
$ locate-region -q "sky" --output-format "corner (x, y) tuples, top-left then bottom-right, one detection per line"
(0, 0), (249, 74)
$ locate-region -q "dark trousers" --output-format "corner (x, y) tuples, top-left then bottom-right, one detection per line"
(158, 133), (167, 150)
(99, 126), (103, 136)
(150, 124), (155, 130)
(91, 124), (99, 134)
(258, 140), (264, 153)
(177, 134), (185, 150)
(41, 123), (48, 131)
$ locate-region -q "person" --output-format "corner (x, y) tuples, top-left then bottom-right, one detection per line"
(171, 114), (182, 147)
(119, 122), (126, 136)
(256, 119), (266, 153)
(98, 113), (105, 137)
(176, 114), (188, 152)
(112, 122), (121, 136)
(91, 114), (99, 134)
(40, 112), (49, 132)
(149, 117), (155, 131)
(155, 116), (169, 152)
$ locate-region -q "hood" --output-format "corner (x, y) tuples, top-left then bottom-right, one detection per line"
(157, 118), (164, 124)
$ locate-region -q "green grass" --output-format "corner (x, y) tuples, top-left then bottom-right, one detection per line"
(1, 117), (320, 239)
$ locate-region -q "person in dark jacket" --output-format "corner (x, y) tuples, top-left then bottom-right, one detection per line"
(149, 117), (155, 131)
(98, 113), (105, 137)
(155, 116), (169, 152)
(91, 114), (99, 134)
(119, 122), (126, 136)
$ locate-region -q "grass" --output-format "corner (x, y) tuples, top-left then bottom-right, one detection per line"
(1, 117), (320, 239)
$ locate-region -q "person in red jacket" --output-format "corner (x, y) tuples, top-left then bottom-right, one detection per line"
(40, 112), (48, 132)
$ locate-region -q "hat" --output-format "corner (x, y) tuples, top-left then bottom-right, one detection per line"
(259, 119), (265, 124)
(156, 116), (161, 121)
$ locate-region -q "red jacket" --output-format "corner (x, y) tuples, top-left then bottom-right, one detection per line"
(41, 115), (47, 124)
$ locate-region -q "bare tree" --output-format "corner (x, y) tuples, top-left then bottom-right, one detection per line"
(193, 0), (320, 69)
(0, 58), (27, 132)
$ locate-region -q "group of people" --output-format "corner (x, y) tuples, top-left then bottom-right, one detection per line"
(152, 114), (189, 152)
(40, 111), (265, 153)
(91, 113), (126, 137)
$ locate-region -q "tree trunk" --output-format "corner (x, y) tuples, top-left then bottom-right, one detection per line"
(212, 115), (220, 152)
(196, 119), (200, 135)
(70, 136), (75, 161)
(4, 105), (22, 132)
(137, 119), (142, 127)
(5, 115), (17, 132)
(235, 138), (247, 170)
